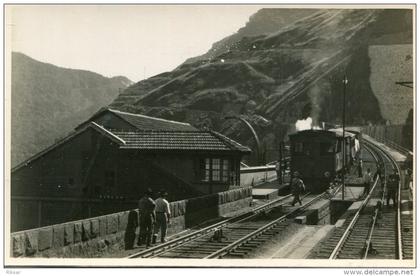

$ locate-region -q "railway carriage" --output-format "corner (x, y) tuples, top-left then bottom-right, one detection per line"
(330, 127), (363, 162)
(289, 129), (360, 193)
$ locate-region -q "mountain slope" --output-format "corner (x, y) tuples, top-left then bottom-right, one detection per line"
(183, 9), (318, 64)
(11, 52), (133, 166)
(110, 8), (413, 164)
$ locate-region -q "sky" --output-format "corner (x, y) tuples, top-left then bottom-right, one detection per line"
(7, 5), (261, 82)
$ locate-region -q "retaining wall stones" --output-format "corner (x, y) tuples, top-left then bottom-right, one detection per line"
(10, 187), (252, 258)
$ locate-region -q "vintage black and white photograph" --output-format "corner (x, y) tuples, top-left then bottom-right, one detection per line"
(4, 4), (415, 268)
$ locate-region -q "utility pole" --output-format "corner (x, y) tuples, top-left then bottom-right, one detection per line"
(279, 141), (283, 184)
(342, 75), (348, 200)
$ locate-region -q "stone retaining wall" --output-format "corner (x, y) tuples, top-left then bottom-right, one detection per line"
(11, 187), (252, 258)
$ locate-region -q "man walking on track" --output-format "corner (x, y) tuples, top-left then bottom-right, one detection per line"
(363, 168), (372, 196)
(358, 159), (363, 177)
(153, 191), (171, 243)
(375, 162), (385, 190)
(291, 171), (305, 206)
(137, 188), (156, 248)
(387, 169), (400, 208)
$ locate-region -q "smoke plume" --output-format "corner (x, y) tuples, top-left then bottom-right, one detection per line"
(308, 85), (322, 127)
(295, 117), (313, 131)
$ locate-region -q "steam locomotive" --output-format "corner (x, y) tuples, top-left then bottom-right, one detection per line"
(288, 128), (361, 193)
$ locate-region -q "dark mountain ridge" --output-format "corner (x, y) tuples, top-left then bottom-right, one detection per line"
(12, 52), (133, 166)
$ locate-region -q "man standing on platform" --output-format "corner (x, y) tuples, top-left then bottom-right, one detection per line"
(291, 171), (305, 206)
(137, 188), (156, 248)
(153, 191), (171, 243)
(276, 161), (282, 185)
(358, 159), (363, 177)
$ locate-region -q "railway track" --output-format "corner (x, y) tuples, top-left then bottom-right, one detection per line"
(401, 210), (414, 259)
(128, 191), (329, 259)
(310, 139), (411, 260)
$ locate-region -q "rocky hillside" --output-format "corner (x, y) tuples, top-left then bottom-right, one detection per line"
(183, 9), (318, 64)
(110, 9), (413, 164)
(12, 52), (133, 166)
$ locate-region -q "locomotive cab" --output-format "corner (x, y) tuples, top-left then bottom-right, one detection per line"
(289, 130), (340, 193)
(289, 129), (357, 193)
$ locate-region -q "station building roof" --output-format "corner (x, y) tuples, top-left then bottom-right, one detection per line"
(13, 118), (250, 172)
(106, 108), (198, 131)
(76, 108), (198, 132)
(112, 129), (251, 152)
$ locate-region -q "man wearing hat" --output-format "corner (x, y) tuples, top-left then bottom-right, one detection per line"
(137, 188), (156, 248)
(291, 171), (305, 206)
(153, 190), (171, 243)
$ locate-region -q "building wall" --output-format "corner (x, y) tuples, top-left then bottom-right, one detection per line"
(153, 154), (197, 186)
(11, 129), (101, 198)
(11, 131), (206, 200)
(153, 153), (242, 194)
(87, 150), (203, 201)
(11, 107), (248, 229)
(11, 129), (245, 231)
(10, 187), (253, 258)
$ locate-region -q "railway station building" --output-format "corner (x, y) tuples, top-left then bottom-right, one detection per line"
(11, 109), (251, 230)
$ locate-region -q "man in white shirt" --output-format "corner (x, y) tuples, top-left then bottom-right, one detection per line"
(153, 191), (171, 243)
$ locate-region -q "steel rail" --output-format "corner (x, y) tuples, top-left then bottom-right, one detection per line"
(387, 149), (403, 260)
(328, 143), (380, 259)
(363, 153), (387, 259)
(397, 167), (403, 260)
(397, 166), (403, 260)
(366, 138), (403, 260)
(329, 140), (403, 260)
(149, 193), (314, 259)
(363, 205), (381, 259)
(127, 193), (293, 258)
(147, 194), (301, 259)
(204, 192), (328, 259)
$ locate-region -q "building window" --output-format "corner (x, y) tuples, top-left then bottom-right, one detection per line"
(200, 158), (211, 181)
(212, 159), (220, 181)
(222, 159), (229, 182)
(294, 142), (303, 153)
(199, 158), (231, 183)
(320, 142), (334, 155)
(336, 140), (342, 152)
